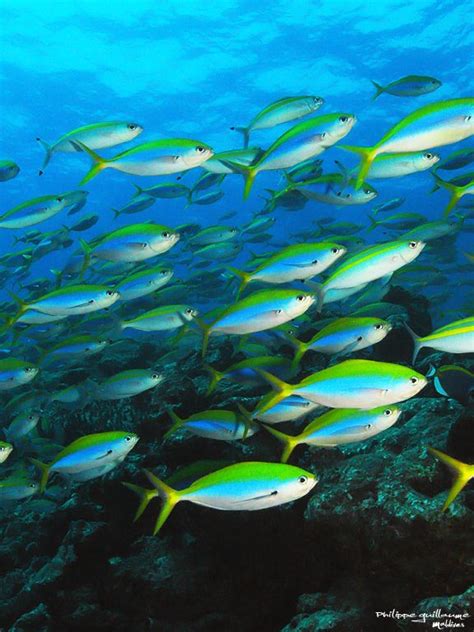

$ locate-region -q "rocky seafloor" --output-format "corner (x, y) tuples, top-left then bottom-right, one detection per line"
(1, 288), (473, 632)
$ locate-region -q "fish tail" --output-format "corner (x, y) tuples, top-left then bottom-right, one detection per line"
(143, 469), (182, 535)
(204, 364), (223, 396)
(2, 292), (28, 333)
(428, 447), (474, 512)
(254, 369), (295, 415)
(79, 238), (92, 277)
(122, 482), (157, 521)
(433, 175), (462, 217)
(338, 144), (377, 190)
(230, 126), (250, 148)
(226, 266), (251, 297)
(367, 214), (379, 232)
(163, 408), (184, 440)
(285, 334), (309, 374)
(72, 140), (109, 185)
(304, 280), (325, 313)
(112, 208), (121, 220)
(262, 423), (299, 463)
(29, 457), (50, 493)
(132, 184), (143, 196)
(404, 323), (423, 363)
(236, 403), (255, 440)
(370, 80), (385, 100)
(193, 316), (212, 357)
(36, 138), (53, 175)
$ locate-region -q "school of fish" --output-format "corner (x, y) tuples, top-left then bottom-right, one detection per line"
(0, 77), (473, 534)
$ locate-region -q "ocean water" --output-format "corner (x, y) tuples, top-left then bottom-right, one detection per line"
(0, 1), (473, 631)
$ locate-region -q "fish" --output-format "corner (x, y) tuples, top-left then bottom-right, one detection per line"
(342, 98), (474, 188)
(405, 317), (474, 363)
(0, 359), (39, 390)
(81, 223), (179, 263)
(435, 147), (474, 171)
(188, 226), (239, 247)
(112, 193), (156, 218)
(191, 171), (226, 193)
(251, 396), (320, 424)
(227, 113), (356, 198)
(255, 359), (427, 414)
(115, 266), (173, 301)
(142, 461), (317, 534)
(0, 194), (67, 230)
(92, 369), (163, 400)
(426, 364), (474, 406)
(74, 138), (213, 184)
(120, 305), (197, 332)
(264, 406), (401, 462)
(6, 286), (120, 326)
(203, 148), (262, 174)
(0, 478), (38, 502)
(372, 198), (405, 214)
(0, 159), (20, 182)
(400, 218), (462, 241)
(39, 335), (109, 365)
(204, 355), (292, 395)
(227, 242), (346, 296)
(196, 289), (315, 356)
(313, 239), (425, 311)
(67, 213), (99, 232)
(30, 431), (139, 491)
(231, 95), (324, 147)
(432, 173), (474, 216)
(188, 189), (224, 206)
(36, 121), (143, 174)
(194, 242), (242, 261)
(132, 182), (191, 199)
(338, 151), (440, 179)
(0, 442), (13, 463)
(371, 75), (442, 99)
(368, 211), (427, 231)
(291, 174), (377, 206)
(427, 447), (474, 511)
(164, 407), (259, 441)
(4, 411), (40, 443)
(286, 317), (392, 370)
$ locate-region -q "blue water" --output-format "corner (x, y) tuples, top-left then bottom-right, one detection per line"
(1, 0), (473, 282)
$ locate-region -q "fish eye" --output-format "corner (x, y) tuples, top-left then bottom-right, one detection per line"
(25, 367), (35, 373)
(424, 152), (433, 159)
(57, 197), (64, 202)
(128, 123), (138, 130)
(106, 290), (115, 296)
(29, 415), (35, 420)
(339, 116), (349, 123)
(363, 188), (371, 195)
(331, 247), (340, 254)
(29, 483), (36, 488)
(345, 193), (351, 199)
(152, 373), (160, 380)
(296, 295), (306, 301)
(311, 259), (318, 265)
(185, 308), (193, 314)
(410, 377), (419, 384)
(336, 191), (342, 197)
(88, 299), (95, 304)
(375, 324), (383, 330)
(196, 146), (207, 153)
(162, 231), (171, 238)
(465, 115), (472, 122)
(125, 435), (132, 441)
(384, 409), (392, 416)
(298, 475), (308, 484)
(408, 241), (418, 249)
(160, 269), (169, 275)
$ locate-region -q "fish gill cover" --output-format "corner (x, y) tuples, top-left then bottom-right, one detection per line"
(0, 1), (473, 631)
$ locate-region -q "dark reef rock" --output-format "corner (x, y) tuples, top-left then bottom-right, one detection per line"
(1, 290), (472, 631)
